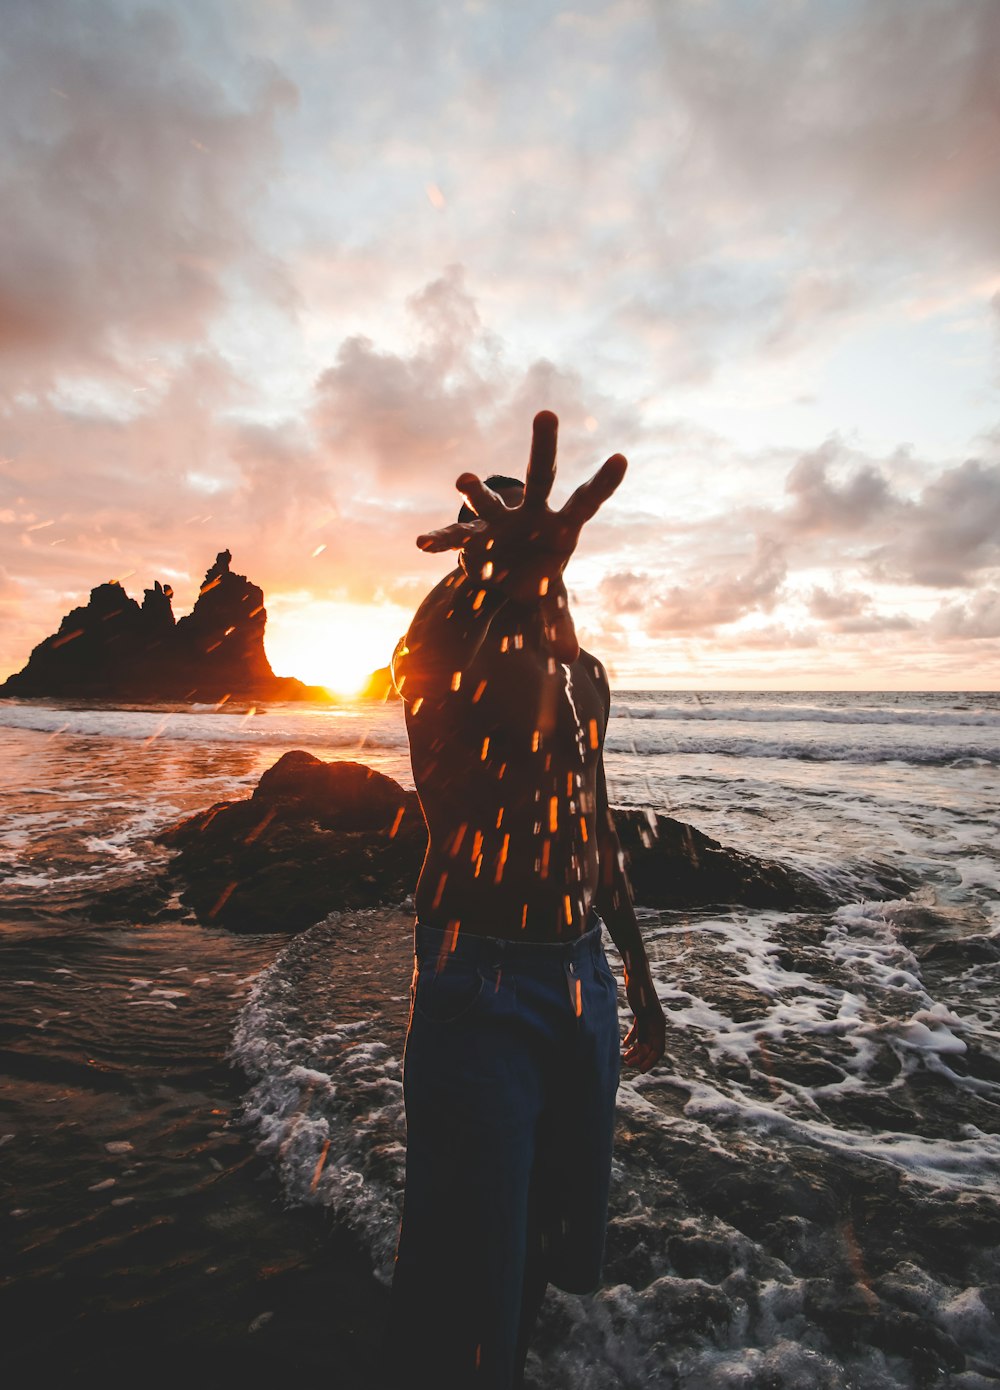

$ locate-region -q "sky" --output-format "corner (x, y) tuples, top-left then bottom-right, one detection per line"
(2, 0), (999, 693)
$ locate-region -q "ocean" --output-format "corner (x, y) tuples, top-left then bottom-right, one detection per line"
(1, 690), (998, 1388)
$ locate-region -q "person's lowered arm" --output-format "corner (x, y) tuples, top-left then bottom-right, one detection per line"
(594, 755), (667, 1073)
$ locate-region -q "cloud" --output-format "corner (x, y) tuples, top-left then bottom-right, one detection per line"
(833, 613), (917, 635)
(750, 441), (1000, 590)
(586, 0), (1000, 381)
(930, 589), (1000, 640)
(590, 429), (1000, 652)
(0, 0), (295, 388)
(311, 270), (492, 489)
(760, 274), (863, 357)
(807, 585), (871, 621)
(0, 566), (25, 605)
(717, 624), (821, 652)
(806, 586), (916, 634)
(874, 458), (1000, 587)
(230, 418), (333, 517)
(311, 264), (642, 503)
(602, 536), (788, 637)
(650, 0), (1000, 268)
(782, 440), (899, 537)
(598, 571), (649, 617)
(234, 0), (1000, 404)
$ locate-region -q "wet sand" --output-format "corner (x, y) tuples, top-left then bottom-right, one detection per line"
(1, 909), (418, 1390)
(6, 1149), (390, 1388)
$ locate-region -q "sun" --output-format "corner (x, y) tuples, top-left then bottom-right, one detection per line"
(265, 599), (410, 698)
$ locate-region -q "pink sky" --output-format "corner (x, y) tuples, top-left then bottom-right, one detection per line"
(2, 0), (999, 692)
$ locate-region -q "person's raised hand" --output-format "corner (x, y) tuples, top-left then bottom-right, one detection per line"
(415, 411), (627, 663)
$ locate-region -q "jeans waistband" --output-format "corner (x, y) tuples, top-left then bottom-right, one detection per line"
(415, 918), (605, 969)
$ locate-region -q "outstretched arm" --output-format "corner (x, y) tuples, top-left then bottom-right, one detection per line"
(394, 410), (627, 699)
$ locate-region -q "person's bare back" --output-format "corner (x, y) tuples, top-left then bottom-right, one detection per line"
(387, 412), (666, 1387)
(392, 410), (665, 1064)
(404, 575), (609, 941)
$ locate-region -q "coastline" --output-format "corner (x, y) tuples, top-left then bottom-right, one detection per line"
(2, 695), (998, 1388)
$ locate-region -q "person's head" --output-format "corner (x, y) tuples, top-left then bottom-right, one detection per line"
(457, 474), (524, 523)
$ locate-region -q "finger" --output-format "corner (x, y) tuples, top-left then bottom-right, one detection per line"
(416, 521), (482, 552)
(561, 454), (627, 527)
(455, 473), (510, 521)
(523, 410), (559, 508)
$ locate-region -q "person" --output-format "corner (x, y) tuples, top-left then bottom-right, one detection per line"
(387, 410), (666, 1389)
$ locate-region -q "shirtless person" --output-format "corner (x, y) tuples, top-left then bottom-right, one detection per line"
(387, 411), (666, 1389)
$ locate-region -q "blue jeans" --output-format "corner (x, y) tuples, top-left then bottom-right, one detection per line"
(388, 920), (621, 1389)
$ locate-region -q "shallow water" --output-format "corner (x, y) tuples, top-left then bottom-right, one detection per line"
(235, 895), (1000, 1389)
(2, 691), (999, 1387)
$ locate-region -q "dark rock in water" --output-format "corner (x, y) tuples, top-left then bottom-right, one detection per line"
(919, 936), (1000, 965)
(0, 549), (329, 703)
(357, 665), (400, 701)
(613, 808), (835, 911)
(158, 752), (426, 931)
(251, 750), (418, 832)
(157, 752), (836, 933)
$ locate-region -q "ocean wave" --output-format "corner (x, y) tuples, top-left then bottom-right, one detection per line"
(4, 697), (997, 769)
(232, 903), (1000, 1389)
(0, 702), (409, 751)
(612, 698), (1000, 730)
(604, 727), (1000, 766)
(230, 911), (409, 1282)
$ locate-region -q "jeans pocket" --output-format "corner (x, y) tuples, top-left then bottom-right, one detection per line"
(595, 950), (619, 992)
(414, 961), (486, 1025)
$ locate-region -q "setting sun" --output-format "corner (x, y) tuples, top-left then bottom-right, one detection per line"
(264, 598), (411, 698)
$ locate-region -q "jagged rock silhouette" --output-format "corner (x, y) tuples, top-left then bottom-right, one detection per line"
(1, 550), (329, 702)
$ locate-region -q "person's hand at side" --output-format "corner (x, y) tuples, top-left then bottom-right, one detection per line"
(622, 982), (667, 1073)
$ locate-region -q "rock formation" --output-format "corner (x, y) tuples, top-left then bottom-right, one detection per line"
(0, 550), (330, 703)
(157, 750), (839, 932)
(612, 807), (838, 911)
(158, 752), (427, 930)
(358, 665), (400, 701)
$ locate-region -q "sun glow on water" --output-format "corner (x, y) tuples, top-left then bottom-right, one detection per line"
(264, 599), (409, 698)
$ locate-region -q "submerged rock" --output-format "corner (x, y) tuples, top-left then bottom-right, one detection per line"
(158, 751), (835, 932)
(0, 550), (329, 703)
(613, 808), (834, 912)
(158, 752), (426, 931)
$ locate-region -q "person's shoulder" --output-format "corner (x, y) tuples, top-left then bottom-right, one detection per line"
(417, 566), (466, 610)
(406, 564), (467, 631)
(576, 647), (608, 682)
(391, 567), (465, 700)
(576, 648), (610, 705)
